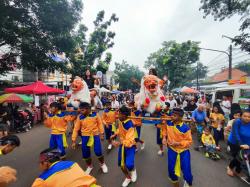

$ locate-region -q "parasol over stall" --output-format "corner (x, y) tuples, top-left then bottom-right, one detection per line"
(4, 81), (65, 95)
(180, 86), (199, 94)
(0, 93), (33, 103)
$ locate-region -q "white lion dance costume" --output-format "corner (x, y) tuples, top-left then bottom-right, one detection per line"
(135, 75), (166, 114)
(67, 77), (91, 109)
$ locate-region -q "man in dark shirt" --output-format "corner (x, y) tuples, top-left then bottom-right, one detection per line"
(0, 103), (11, 137)
(84, 69), (95, 89)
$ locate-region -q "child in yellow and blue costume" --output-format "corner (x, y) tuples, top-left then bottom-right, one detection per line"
(111, 105), (137, 187)
(155, 104), (172, 156)
(102, 101), (118, 150)
(162, 108), (193, 187)
(71, 102), (108, 175)
(32, 148), (100, 187)
(44, 102), (76, 158)
(129, 101), (145, 151)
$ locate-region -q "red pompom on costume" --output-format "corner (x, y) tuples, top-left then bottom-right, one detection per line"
(160, 96), (165, 102)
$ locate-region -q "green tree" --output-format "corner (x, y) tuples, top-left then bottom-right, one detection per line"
(235, 61), (250, 75)
(186, 62), (208, 81)
(199, 0), (250, 52)
(69, 11), (119, 77)
(114, 61), (144, 91)
(144, 41), (200, 89)
(0, 0), (83, 75)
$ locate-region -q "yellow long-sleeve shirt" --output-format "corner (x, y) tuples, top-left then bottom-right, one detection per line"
(162, 121), (192, 153)
(31, 161), (100, 187)
(115, 119), (136, 148)
(102, 109), (117, 126)
(210, 112), (225, 128)
(201, 133), (215, 145)
(44, 111), (76, 134)
(72, 112), (104, 141)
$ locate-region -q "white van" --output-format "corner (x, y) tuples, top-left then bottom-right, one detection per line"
(211, 85), (250, 109)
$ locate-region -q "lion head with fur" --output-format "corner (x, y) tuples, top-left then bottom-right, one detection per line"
(143, 75), (159, 95)
(67, 76), (90, 109)
(135, 74), (165, 113)
(71, 77), (84, 92)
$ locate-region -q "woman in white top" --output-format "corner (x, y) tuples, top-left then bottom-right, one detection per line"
(111, 94), (120, 109)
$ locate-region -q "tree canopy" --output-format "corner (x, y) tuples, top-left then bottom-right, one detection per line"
(114, 61), (144, 91)
(235, 61), (250, 75)
(199, 0), (250, 52)
(0, 0), (83, 75)
(144, 41), (204, 89)
(69, 11), (118, 77)
(0, 1), (118, 78)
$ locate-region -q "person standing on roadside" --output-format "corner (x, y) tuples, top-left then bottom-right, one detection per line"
(111, 94), (120, 110)
(83, 69), (95, 89)
(0, 102), (11, 138)
(221, 96), (231, 121)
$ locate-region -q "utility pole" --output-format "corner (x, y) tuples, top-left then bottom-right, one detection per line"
(222, 35), (234, 80)
(229, 44), (232, 80)
(198, 47), (231, 80)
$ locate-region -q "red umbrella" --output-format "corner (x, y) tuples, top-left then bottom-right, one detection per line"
(5, 81), (65, 95)
(0, 93), (33, 103)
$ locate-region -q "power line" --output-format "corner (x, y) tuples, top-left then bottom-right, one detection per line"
(206, 51), (249, 71)
(207, 60), (228, 69)
(206, 52), (246, 67)
(232, 54), (250, 61)
(205, 48), (247, 67)
(205, 53), (225, 65)
(207, 56), (228, 66)
(232, 59), (250, 66)
(208, 59), (250, 73)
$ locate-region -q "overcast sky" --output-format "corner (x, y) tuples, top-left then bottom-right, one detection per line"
(82, 0), (242, 74)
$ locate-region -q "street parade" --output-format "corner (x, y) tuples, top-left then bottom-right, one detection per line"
(0, 1), (250, 187)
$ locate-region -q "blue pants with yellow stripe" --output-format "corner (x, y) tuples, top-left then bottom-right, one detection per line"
(135, 126), (141, 142)
(49, 134), (67, 156)
(156, 127), (162, 145)
(104, 125), (114, 140)
(167, 148), (193, 185)
(118, 145), (136, 171)
(81, 135), (103, 159)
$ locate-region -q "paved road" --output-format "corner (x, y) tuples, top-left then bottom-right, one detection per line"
(1, 124), (248, 187)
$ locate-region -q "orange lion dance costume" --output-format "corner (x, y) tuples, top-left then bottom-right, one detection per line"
(135, 75), (166, 113)
(67, 76), (91, 109)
